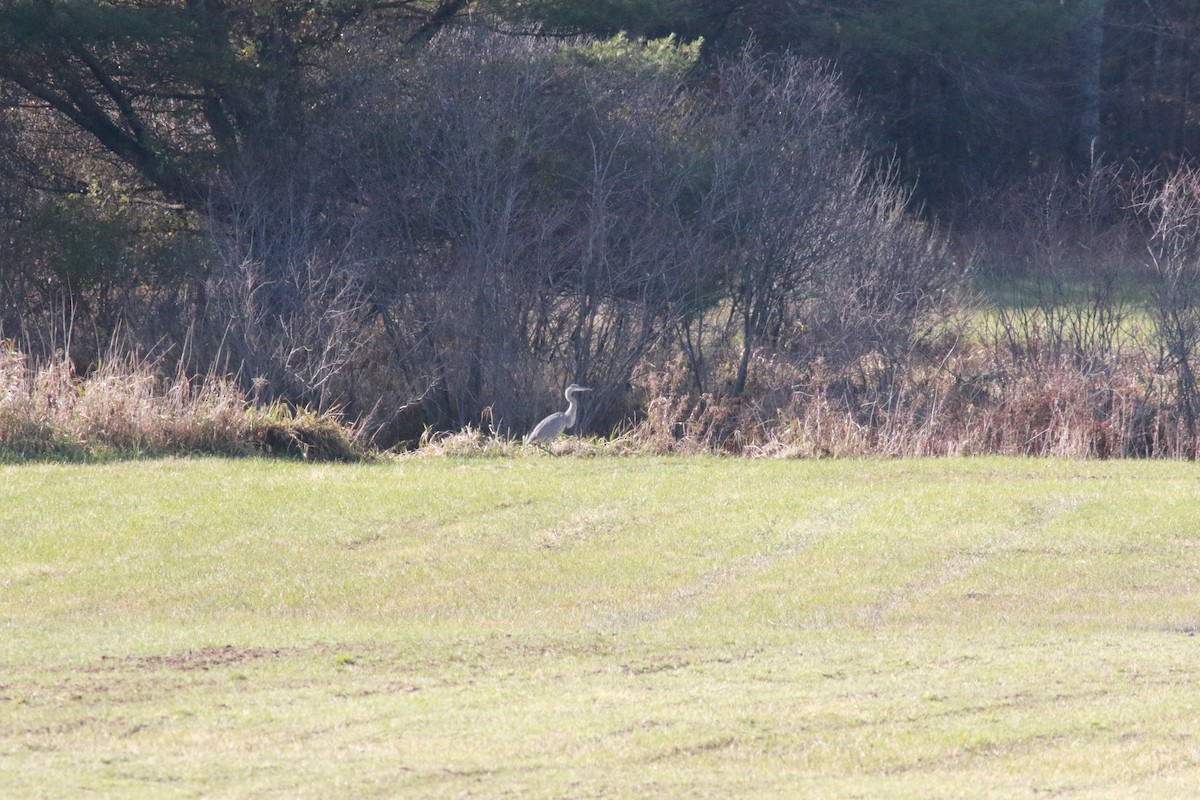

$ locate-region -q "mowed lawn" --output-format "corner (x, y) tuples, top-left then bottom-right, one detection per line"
(2, 456), (1199, 798)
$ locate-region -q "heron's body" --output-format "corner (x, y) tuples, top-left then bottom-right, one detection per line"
(524, 384), (591, 445)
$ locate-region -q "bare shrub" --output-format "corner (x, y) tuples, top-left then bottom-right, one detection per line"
(200, 249), (371, 413)
(354, 32), (705, 436)
(668, 49), (962, 419)
(199, 129), (375, 416)
(974, 164), (1137, 369)
(1135, 166), (1200, 455)
(690, 50), (864, 398)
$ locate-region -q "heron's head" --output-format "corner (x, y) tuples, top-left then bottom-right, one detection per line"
(565, 384), (592, 397)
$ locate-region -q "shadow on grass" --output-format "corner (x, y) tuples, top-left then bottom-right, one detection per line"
(0, 419), (369, 465)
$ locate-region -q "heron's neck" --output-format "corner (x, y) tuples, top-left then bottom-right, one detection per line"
(563, 396), (578, 429)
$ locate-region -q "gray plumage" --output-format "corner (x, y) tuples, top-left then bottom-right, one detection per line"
(524, 384), (592, 445)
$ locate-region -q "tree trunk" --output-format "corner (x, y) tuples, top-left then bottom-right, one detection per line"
(1078, 0), (1105, 162)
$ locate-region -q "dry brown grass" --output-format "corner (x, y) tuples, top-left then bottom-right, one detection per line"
(3, 326), (1191, 463)
(605, 343), (1194, 460)
(403, 338), (1196, 461)
(0, 341), (363, 461)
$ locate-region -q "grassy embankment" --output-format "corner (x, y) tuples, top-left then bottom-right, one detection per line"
(2, 456), (1199, 798)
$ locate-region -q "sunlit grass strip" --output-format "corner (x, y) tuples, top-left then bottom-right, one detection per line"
(1, 457), (1198, 798)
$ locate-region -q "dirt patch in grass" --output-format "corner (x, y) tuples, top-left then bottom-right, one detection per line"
(92, 645), (295, 673)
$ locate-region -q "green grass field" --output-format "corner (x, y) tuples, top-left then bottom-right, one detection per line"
(2, 456), (1199, 798)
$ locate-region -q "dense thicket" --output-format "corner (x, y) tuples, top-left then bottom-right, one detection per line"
(2, 1), (1200, 456)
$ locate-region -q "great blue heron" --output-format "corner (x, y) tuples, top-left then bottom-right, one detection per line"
(524, 384), (592, 446)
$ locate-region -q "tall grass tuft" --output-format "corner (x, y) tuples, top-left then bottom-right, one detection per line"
(0, 341), (363, 461)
